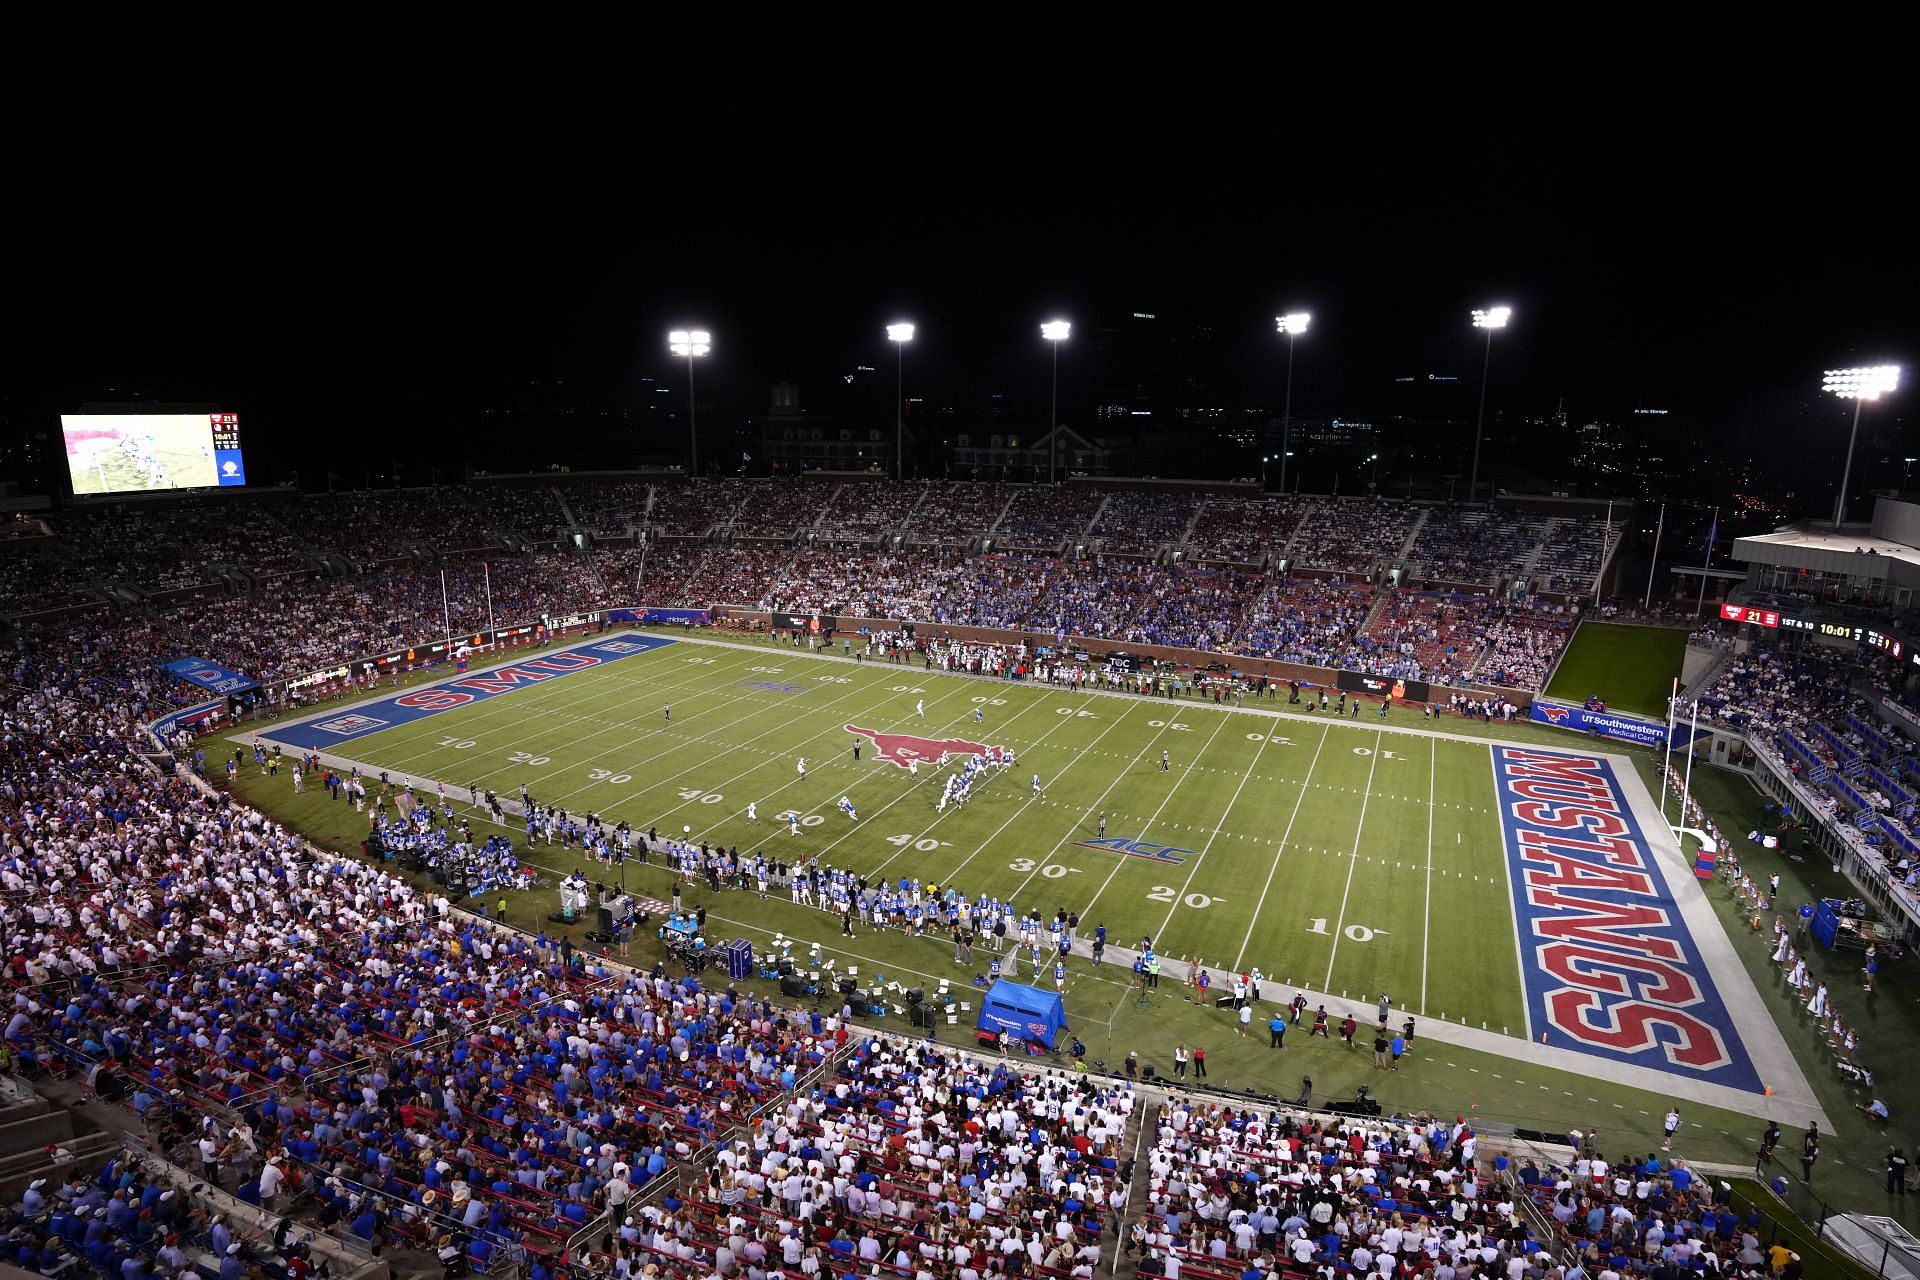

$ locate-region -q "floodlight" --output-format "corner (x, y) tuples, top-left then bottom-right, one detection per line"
(1471, 306), (1511, 330)
(668, 330), (711, 357)
(1041, 320), (1071, 342)
(1824, 365), (1901, 401)
(1276, 313), (1311, 335)
(887, 323), (915, 343)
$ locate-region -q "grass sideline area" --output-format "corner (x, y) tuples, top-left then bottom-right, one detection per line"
(1544, 621), (1689, 719)
(205, 626), (1916, 1224)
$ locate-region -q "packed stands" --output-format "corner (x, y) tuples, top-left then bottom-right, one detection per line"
(1091, 489), (1202, 555)
(645, 479), (748, 536)
(1472, 601), (1578, 690)
(815, 480), (927, 541)
(555, 479), (653, 531)
(1286, 497), (1423, 573)
(1232, 578), (1376, 667)
(729, 481), (826, 539)
(1535, 516), (1621, 594)
(992, 487), (1104, 548)
(1187, 497), (1300, 564)
(1347, 591), (1500, 684)
(923, 553), (1060, 629)
(1413, 508), (1553, 586)
(1137, 1096), (1526, 1280)
(0, 483), (1633, 694)
(905, 482), (1009, 547)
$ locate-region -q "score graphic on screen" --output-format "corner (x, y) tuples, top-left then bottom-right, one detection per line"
(61, 412), (247, 495)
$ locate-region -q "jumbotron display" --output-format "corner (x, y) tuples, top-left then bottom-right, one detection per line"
(61, 411), (247, 494)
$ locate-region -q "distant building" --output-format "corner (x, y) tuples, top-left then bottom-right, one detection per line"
(759, 383), (901, 476)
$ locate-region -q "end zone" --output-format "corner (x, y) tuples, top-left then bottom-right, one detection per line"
(1491, 741), (1823, 1120)
(250, 633), (677, 750)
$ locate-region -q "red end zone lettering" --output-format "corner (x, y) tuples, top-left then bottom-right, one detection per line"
(1509, 801), (1630, 834)
(1524, 888), (1685, 961)
(1505, 777), (1620, 808)
(456, 665), (561, 693)
(1491, 745), (1760, 1090)
(1543, 989), (1732, 1070)
(1537, 941), (1702, 1006)
(396, 689), (474, 710)
(1518, 846), (1655, 895)
(525, 653), (601, 672)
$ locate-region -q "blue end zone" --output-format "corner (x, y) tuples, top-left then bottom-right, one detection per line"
(258, 634), (676, 750)
(1490, 745), (1761, 1092)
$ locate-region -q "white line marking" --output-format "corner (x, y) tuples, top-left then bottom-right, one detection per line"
(1234, 725), (1331, 971)
(1322, 729), (1384, 989)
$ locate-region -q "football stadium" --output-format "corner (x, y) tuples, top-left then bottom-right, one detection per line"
(6, 119), (1918, 1280)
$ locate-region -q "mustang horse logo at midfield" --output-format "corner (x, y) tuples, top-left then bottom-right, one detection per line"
(845, 724), (995, 769)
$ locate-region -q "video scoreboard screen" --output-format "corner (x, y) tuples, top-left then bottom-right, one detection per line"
(62, 412), (247, 495)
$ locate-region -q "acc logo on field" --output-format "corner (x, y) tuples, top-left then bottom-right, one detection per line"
(315, 714), (388, 735)
(599, 641), (649, 654)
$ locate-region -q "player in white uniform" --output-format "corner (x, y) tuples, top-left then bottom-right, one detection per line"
(797, 757), (807, 779)
(747, 801), (757, 822)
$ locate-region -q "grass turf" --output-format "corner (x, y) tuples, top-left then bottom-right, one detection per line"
(1544, 622), (1688, 719)
(214, 629), (1920, 1221)
(238, 634), (1528, 1030)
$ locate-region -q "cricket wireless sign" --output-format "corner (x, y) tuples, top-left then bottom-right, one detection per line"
(1490, 746), (1761, 1091)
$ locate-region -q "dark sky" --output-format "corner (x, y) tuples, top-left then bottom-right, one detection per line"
(11, 62), (1916, 496)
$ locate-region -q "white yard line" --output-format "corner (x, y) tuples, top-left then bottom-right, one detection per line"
(631, 670), (984, 831)
(1420, 735), (1437, 1015)
(748, 685), (1063, 864)
(1487, 742), (1535, 1040)
(930, 701), (1158, 891)
(1075, 713), (1236, 931)
(257, 643), (782, 802)
(1321, 730), (1384, 989)
(1232, 725), (1331, 971)
(1149, 716), (1271, 945)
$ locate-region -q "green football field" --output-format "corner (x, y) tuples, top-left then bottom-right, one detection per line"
(251, 634), (1547, 1029)
(1543, 621), (1688, 719)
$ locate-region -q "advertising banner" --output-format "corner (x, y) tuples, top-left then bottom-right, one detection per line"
(769, 612), (836, 634)
(1529, 698), (1691, 748)
(1335, 670), (1431, 702)
(161, 657), (259, 695)
(607, 608), (710, 626)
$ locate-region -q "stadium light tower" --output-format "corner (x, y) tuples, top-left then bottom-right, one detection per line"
(1826, 364), (1902, 529)
(888, 323), (915, 481)
(669, 329), (711, 476)
(1467, 306), (1511, 505)
(1042, 320), (1071, 483)
(1275, 313), (1310, 494)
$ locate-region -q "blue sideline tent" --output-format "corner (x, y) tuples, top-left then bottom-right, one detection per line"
(976, 979), (1068, 1049)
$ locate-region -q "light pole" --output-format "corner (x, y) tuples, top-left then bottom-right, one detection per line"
(1275, 313), (1310, 495)
(1367, 452), (1380, 491)
(668, 329), (711, 476)
(1905, 456), (1917, 493)
(1468, 306), (1511, 504)
(1826, 365), (1902, 529)
(1042, 320), (1070, 483)
(887, 323), (914, 481)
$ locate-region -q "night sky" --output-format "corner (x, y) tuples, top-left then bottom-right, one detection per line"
(11, 74), (1915, 508)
